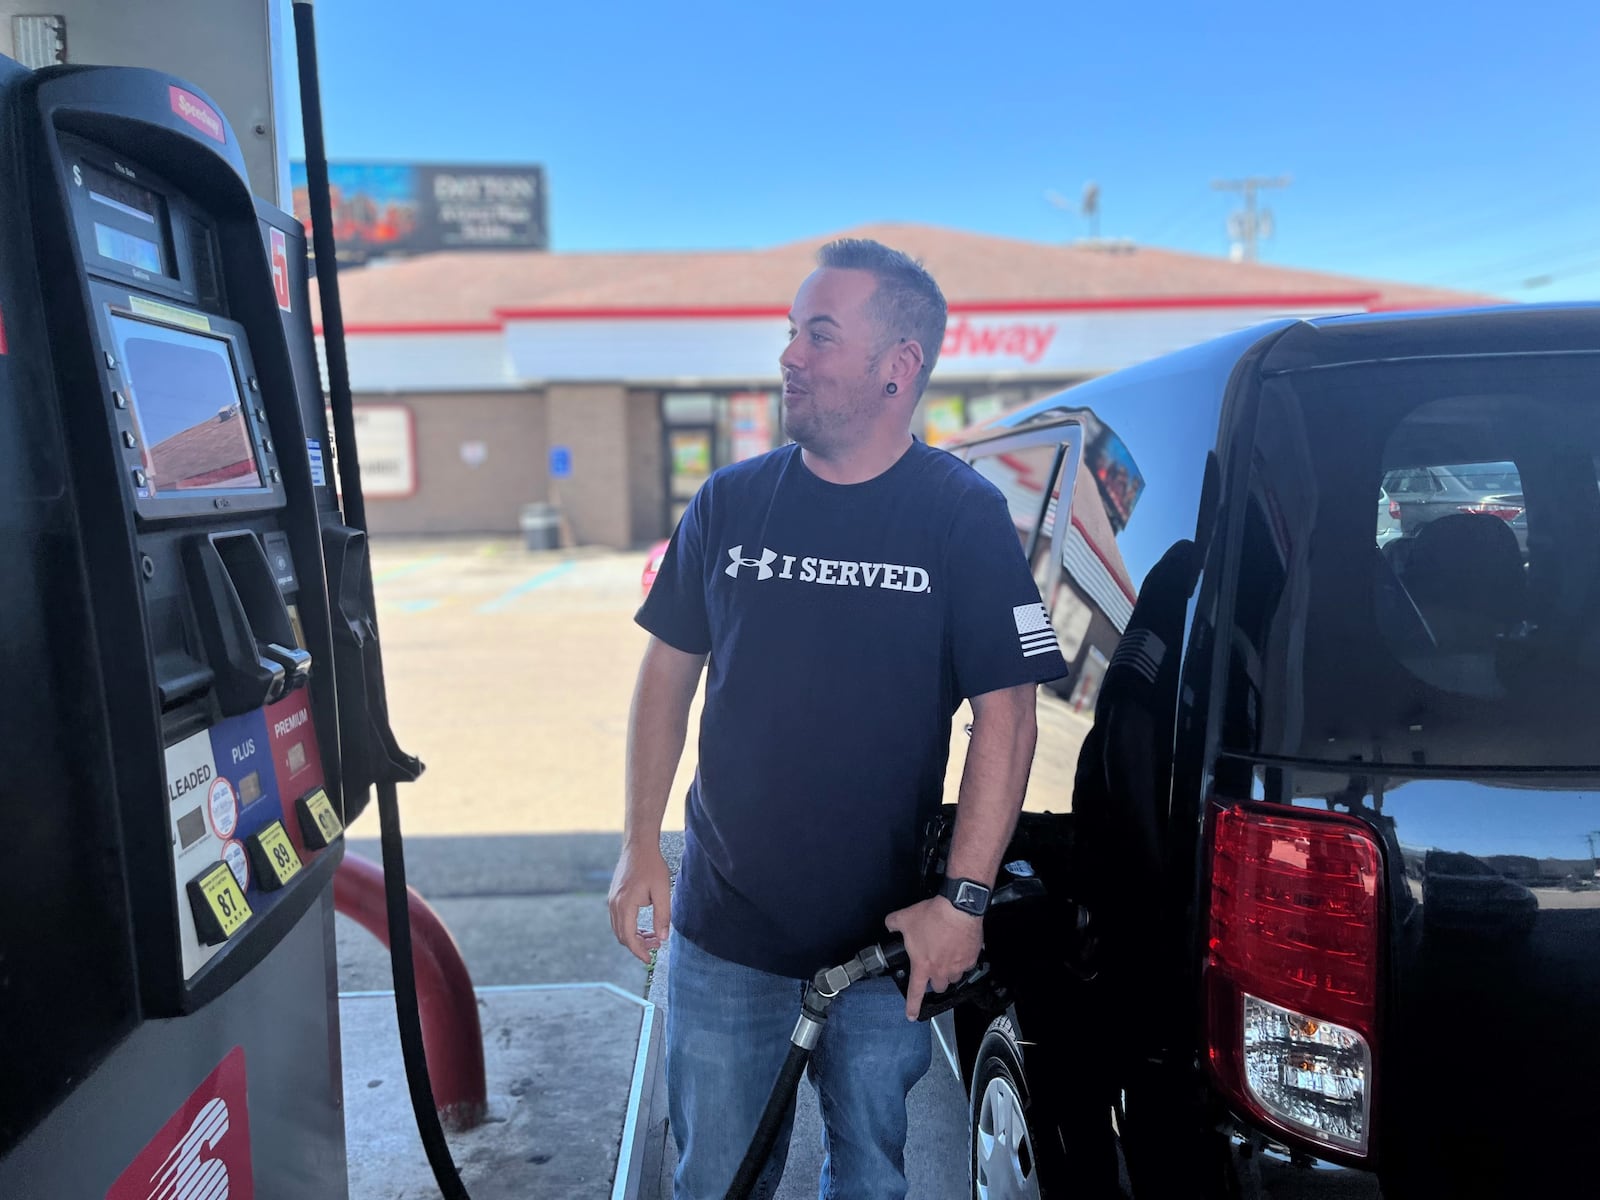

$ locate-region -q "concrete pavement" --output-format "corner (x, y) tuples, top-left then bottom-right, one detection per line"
(333, 827), (971, 1200)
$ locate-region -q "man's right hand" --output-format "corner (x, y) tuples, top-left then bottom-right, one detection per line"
(608, 840), (673, 965)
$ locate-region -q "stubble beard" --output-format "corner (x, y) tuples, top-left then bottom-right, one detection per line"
(783, 373), (885, 457)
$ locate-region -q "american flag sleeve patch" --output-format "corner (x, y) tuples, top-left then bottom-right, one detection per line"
(1013, 602), (1061, 658)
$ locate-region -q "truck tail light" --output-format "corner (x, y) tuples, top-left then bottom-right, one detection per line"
(1456, 503), (1523, 522)
(1205, 804), (1382, 1158)
(1388, 497), (1401, 521)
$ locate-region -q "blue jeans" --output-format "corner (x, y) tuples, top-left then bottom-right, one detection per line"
(666, 933), (933, 1200)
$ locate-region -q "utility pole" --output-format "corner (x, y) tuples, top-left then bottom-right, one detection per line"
(1212, 174), (1291, 262)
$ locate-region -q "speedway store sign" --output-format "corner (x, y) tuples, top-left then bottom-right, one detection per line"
(940, 316), (1059, 365)
(342, 298), (1361, 393)
(489, 301), (1329, 386)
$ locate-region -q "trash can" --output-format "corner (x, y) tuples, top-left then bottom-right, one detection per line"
(519, 503), (561, 551)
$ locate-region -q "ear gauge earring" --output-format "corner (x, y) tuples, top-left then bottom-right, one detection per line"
(885, 382), (898, 395)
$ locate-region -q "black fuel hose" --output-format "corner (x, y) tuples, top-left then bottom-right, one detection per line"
(723, 938), (911, 1200)
(725, 1042), (811, 1200)
(375, 776), (470, 1199)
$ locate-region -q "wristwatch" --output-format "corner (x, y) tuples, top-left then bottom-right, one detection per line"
(939, 876), (991, 917)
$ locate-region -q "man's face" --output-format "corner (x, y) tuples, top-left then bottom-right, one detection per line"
(779, 268), (890, 454)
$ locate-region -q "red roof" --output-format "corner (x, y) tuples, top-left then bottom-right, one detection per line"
(148, 410), (258, 489)
(312, 221), (1501, 330)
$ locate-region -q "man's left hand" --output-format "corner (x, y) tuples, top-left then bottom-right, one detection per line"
(884, 896), (984, 1021)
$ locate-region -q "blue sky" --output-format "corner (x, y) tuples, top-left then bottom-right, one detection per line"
(1354, 781), (1600, 864)
(288, 0), (1600, 302)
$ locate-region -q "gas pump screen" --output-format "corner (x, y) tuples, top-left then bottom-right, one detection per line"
(109, 315), (264, 493)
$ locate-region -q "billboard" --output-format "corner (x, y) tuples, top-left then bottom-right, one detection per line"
(1073, 411), (1145, 534)
(1086, 425), (1144, 533)
(290, 162), (547, 262)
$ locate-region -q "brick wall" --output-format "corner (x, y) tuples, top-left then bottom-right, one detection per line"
(545, 383), (630, 549)
(625, 390), (666, 545)
(360, 391), (546, 535)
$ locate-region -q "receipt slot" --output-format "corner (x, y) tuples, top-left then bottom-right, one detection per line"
(0, 56), (391, 1198)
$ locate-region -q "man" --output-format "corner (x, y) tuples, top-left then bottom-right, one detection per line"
(608, 238), (1068, 1199)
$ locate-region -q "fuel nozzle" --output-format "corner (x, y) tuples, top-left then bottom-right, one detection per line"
(791, 937), (914, 1049)
(812, 938), (909, 999)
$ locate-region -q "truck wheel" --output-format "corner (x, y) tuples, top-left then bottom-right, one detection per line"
(970, 1015), (1046, 1200)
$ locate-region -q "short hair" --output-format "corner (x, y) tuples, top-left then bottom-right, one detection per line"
(816, 238), (947, 398)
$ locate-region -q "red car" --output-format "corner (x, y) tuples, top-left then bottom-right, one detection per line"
(641, 538), (669, 597)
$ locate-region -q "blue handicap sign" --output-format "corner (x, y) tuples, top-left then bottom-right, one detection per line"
(550, 446), (572, 479)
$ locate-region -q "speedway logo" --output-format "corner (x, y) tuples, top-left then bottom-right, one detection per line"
(169, 86), (225, 143)
(725, 545), (931, 592)
(941, 317), (1057, 364)
(106, 1047), (252, 1200)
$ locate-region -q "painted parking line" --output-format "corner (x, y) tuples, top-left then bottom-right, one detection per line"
(477, 561), (577, 614)
(371, 554), (449, 584)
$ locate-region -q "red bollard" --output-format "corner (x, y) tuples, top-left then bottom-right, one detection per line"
(333, 851), (488, 1131)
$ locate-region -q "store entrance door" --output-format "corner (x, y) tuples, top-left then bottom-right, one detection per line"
(666, 424), (716, 525)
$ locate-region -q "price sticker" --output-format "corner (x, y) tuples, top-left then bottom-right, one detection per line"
(191, 862), (253, 945)
(298, 788), (343, 849)
(250, 821), (303, 889)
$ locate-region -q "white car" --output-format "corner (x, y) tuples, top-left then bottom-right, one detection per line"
(1377, 487), (1403, 548)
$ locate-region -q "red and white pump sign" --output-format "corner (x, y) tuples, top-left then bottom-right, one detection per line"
(105, 1047), (253, 1200)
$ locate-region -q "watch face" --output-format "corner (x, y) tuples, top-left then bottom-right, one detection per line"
(954, 881), (988, 912)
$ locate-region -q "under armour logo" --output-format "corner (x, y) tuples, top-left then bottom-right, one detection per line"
(725, 545), (778, 580)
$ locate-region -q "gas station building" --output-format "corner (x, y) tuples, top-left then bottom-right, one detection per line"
(319, 224), (1495, 545)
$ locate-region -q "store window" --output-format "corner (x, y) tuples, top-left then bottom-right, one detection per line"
(661, 390), (782, 523)
(914, 380), (1083, 447)
(922, 395), (969, 446)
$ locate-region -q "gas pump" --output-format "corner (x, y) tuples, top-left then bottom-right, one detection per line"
(0, 49), (414, 1197)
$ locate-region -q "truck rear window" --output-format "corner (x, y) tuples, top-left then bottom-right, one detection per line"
(1228, 355), (1600, 769)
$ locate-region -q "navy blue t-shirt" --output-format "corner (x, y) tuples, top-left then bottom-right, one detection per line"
(636, 440), (1068, 978)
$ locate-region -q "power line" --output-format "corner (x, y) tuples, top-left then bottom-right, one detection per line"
(1516, 256), (1600, 291)
(1142, 198), (1217, 248)
(1286, 187), (1596, 263)
(1430, 241), (1600, 291)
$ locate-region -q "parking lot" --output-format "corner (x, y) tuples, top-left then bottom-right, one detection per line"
(351, 535), (1086, 848)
